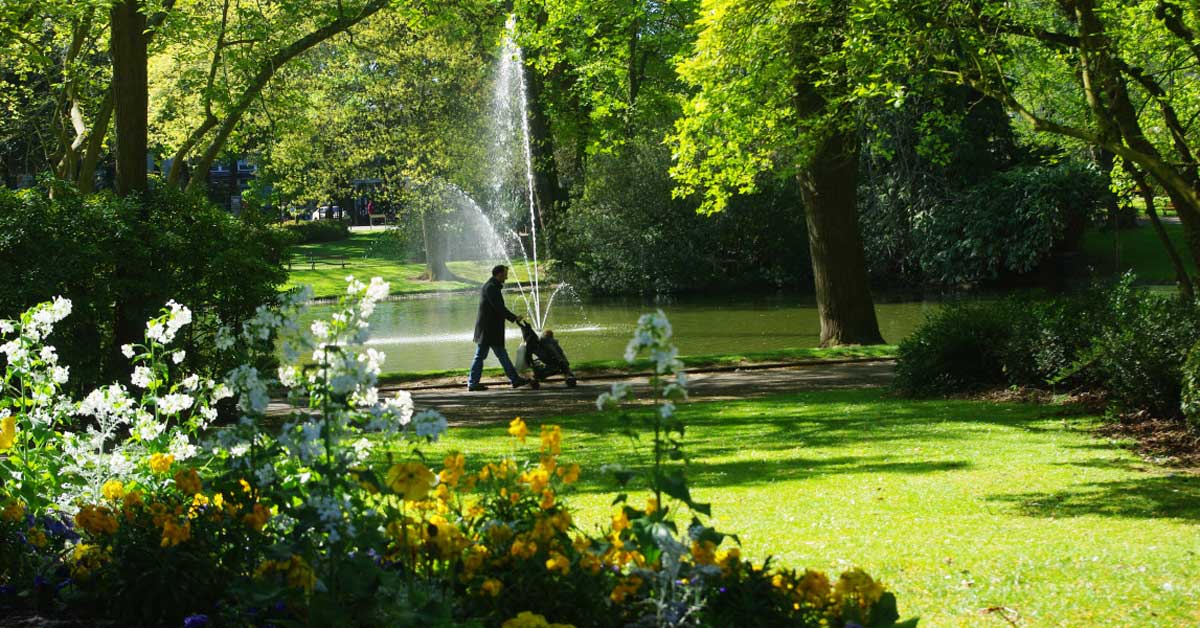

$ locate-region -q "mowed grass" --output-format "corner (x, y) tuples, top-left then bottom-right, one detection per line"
(284, 232), (542, 299)
(410, 388), (1200, 627)
(378, 344), (897, 384)
(1080, 221), (1196, 284)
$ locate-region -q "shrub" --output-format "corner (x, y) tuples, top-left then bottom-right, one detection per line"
(893, 301), (1029, 396)
(0, 183), (288, 389)
(278, 219), (351, 244)
(1066, 280), (1200, 418)
(897, 277), (1200, 420)
(1181, 341), (1200, 431)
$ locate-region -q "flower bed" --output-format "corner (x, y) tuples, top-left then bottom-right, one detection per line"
(0, 279), (916, 627)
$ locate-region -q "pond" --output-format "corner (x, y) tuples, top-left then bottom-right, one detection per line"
(299, 290), (943, 374)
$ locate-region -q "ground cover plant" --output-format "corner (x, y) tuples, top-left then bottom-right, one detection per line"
(284, 232), (543, 299)
(0, 279), (913, 627)
(422, 389), (1200, 627)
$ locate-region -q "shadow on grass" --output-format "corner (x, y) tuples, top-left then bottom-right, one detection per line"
(986, 475), (1200, 521)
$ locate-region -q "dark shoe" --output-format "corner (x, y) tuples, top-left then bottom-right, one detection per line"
(467, 384), (489, 391)
(511, 378), (530, 389)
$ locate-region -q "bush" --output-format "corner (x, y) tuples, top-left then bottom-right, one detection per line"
(1181, 341), (1200, 431)
(278, 219), (351, 244)
(1068, 280), (1200, 417)
(897, 278), (1200, 420)
(0, 183), (288, 389)
(893, 301), (1030, 396)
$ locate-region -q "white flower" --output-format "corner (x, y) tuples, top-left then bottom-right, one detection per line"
(51, 366), (69, 385)
(255, 463), (276, 486)
(181, 374), (200, 391)
(39, 346), (57, 364)
(212, 383), (233, 402)
(156, 393), (194, 415)
(169, 433), (197, 460)
(278, 366), (300, 388)
(131, 366), (154, 389)
(215, 326), (236, 351)
(311, 320), (331, 341)
(659, 402), (676, 419)
(413, 409), (448, 441)
(121, 344), (135, 359)
(146, 320), (167, 343)
(0, 320), (13, 335)
(172, 350), (186, 364)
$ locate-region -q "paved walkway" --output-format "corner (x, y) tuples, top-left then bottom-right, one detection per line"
(390, 360), (896, 424)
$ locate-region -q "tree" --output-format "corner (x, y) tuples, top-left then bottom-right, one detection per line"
(911, 0), (1200, 293)
(670, 0), (886, 345)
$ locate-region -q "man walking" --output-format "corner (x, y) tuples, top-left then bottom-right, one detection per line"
(468, 265), (530, 391)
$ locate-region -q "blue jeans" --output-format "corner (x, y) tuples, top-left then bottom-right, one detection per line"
(468, 343), (521, 386)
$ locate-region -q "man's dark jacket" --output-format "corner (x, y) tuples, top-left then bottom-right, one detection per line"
(474, 276), (518, 345)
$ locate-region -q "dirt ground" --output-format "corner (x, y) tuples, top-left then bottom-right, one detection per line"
(387, 359), (896, 425)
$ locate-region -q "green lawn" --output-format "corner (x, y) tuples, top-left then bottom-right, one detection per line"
(410, 388), (1199, 627)
(1080, 222), (1196, 284)
(378, 345), (897, 385)
(285, 232), (542, 299)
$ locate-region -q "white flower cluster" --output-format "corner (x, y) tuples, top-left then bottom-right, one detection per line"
(145, 300), (192, 345)
(601, 311), (689, 414)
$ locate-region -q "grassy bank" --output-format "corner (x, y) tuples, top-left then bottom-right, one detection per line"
(377, 344), (897, 385)
(284, 231), (541, 299)
(1080, 221), (1195, 284)
(408, 388), (1199, 627)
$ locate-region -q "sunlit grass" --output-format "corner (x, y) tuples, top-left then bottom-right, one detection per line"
(1080, 222), (1195, 284)
(283, 232), (542, 299)
(405, 388), (1200, 627)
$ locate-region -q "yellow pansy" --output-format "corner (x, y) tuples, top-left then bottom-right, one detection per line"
(508, 417), (529, 443)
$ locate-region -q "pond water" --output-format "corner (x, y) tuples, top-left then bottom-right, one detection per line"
(299, 291), (943, 374)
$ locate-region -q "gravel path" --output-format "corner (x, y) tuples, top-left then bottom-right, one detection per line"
(388, 359), (896, 425)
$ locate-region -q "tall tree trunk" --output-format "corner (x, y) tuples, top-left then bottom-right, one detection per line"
(421, 208), (453, 281)
(110, 0), (148, 196)
(797, 130), (885, 346)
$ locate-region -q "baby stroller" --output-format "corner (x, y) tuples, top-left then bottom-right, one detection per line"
(515, 320), (578, 389)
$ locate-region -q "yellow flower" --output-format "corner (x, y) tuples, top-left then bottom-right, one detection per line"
(26, 528), (47, 548)
(75, 504), (119, 535)
(795, 569), (832, 606)
(545, 551), (570, 576)
(540, 489), (555, 510)
(539, 425), (562, 455)
(691, 540), (716, 566)
(501, 611), (576, 628)
(101, 480), (125, 501)
(611, 509), (630, 533)
(239, 478), (253, 494)
(481, 577), (503, 597)
(556, 463), (580, 484)
(173, 468), (202, 495)
(439, 452), (466, 487)
(285, 555), (317, 593)
(1, 500), (26, 522)
(386, 461), (436, 500)
(510, 537), (538, 560)
(243, 503), (270, 531)
(0, 415), (16, 450)
(160, 518), (191, 547)
(610, 576), (643, 604)
(148, 453), (175, 474)
(834, 567), (885, 609)
(521, 467), (551, 494)
(508, 417), (529, 443)
(645, 496), (659, 514)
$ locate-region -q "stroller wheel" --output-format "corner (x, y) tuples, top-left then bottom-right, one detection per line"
(565, 378), (577, 388)
(530, 379), (541, 390)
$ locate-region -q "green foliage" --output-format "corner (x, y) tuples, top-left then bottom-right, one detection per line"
(1065, 279), (1200, 418)
(555, 140), (809, 294)
(0, 184), (288, 388)
(1181, 341), (1200, 431)
(898, 277), (1200, 419)
(893, 301), (1023, 396)
(277, 219), (350, 244)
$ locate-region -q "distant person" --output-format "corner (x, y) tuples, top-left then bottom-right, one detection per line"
(468, 265), (529, 391)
